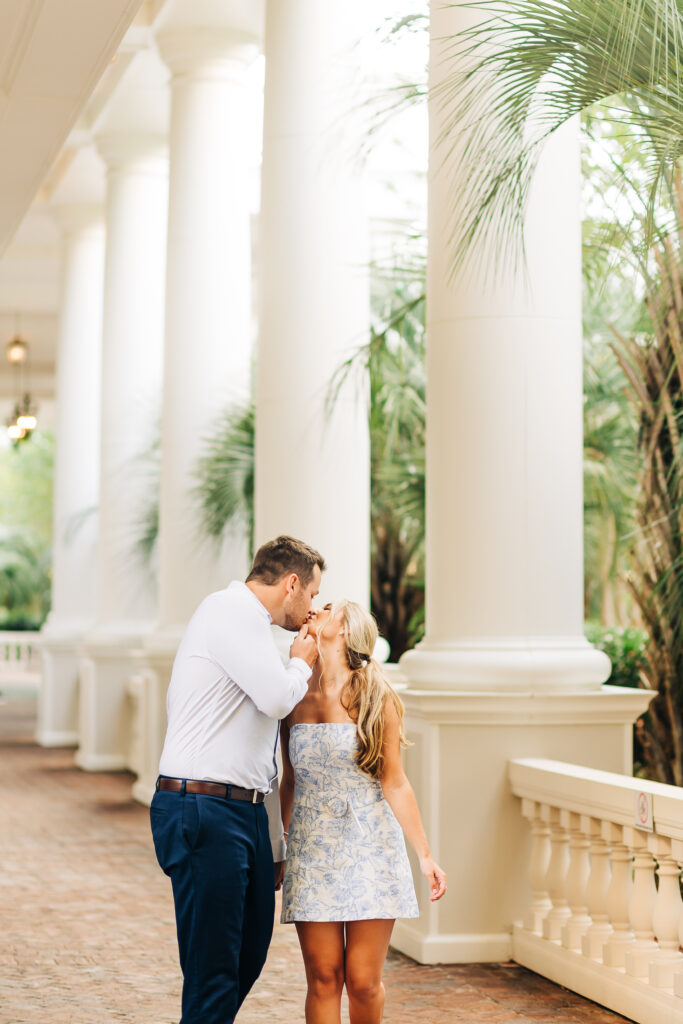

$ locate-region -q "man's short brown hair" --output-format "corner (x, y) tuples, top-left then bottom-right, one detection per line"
(246, 535), (326, 587)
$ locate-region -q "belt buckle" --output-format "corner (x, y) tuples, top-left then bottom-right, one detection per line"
(252, 789), (260, 804)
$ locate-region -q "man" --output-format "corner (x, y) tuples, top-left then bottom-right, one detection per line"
(150, 535), (324, 1024)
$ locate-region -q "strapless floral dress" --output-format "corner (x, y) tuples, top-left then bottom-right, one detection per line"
(281, 722), (419, 922)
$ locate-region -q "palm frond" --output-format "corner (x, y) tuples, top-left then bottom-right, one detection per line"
(192, 404), (255, 555)
(436, 0), (683, 274)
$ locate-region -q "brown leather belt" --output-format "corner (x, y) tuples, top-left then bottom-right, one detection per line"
(156, 776), (265, 803)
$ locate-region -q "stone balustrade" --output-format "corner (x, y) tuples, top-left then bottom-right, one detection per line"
(0, 631), (42, 691)
(510, 758), (683, 1024)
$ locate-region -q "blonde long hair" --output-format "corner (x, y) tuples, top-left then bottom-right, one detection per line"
(325, 599), (409, 778)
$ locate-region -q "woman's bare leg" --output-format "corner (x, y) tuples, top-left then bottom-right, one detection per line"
(295, 922), (345, 1024)
(344, 919), (395, 1024)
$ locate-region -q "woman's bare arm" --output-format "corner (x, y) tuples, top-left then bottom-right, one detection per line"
(379, 696), (446, 901)
(279, 719), (295, 838)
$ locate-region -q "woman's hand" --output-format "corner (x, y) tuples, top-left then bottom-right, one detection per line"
(419, 855), (447, 901)
(274, 860), (285, 891)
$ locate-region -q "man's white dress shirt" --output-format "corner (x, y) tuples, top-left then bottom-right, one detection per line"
(158, 581), (311, 859)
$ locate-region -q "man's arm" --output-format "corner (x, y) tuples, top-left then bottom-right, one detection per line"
(205, 596), (315, 719)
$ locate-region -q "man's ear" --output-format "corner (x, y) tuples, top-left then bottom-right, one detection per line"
(286, 572), (299, 596)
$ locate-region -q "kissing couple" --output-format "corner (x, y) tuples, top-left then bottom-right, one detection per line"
(150, 535), (446, 1024)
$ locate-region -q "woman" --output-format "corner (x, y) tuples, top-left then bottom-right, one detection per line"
(280, 600), (446, 1024)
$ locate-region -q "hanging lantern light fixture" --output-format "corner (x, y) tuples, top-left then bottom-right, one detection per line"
(7, 336), (27, 364)
(5, 324), (38, 446)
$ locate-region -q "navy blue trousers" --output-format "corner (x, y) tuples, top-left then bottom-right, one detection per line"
(150, 785), (275, 1024)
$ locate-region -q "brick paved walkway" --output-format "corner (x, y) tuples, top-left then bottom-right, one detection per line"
(0, 694), (633, 1024)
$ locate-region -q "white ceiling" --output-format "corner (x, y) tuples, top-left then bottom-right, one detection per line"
(0, 0), (427, 403)
(0, 0), (144, 257)
(0, 0), (145, 393)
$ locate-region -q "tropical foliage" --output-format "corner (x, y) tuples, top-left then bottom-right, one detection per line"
(435, 0), (683, 274)
(581, 115), (648, 625)
(585, 623), (648, 693)
(0, 527), (51, 629)
(329, 251), (427, 659)
(193, 404), (255, 556)
(608, 172), (683, 785)
(0, 431), (53, 628)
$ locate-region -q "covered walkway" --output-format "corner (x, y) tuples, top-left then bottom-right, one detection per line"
(0, 696), (631, 1024)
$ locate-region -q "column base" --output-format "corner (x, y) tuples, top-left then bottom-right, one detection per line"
(399, 637), (611, 692)
(394, 685), (652, 964)
(75, 750), (129, 772)
(127, 660), (170, 805)
(391, 920), (512, 964)
(131, 775), (157, 806)
(77, 624), (151, 772)
(123, 627), (183, 804)
(37, 623), (91, 748)
(37, 728), (81, 747)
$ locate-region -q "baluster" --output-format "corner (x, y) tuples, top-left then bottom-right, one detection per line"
(581, 816), (613, 959)
(602, 822), (635, 967)
(541, 806), (570, 941)
(624, 827), (659, 977)
(648, 834), (683, 988)
(670, 840), (683, 998)
(522, 799), (551, 933)
(561, 810), (591, 950)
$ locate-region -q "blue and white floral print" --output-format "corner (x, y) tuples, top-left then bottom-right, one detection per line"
(281, 723), (419, 923)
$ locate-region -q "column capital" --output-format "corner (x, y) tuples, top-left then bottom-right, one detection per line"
(95, 132), (168, 174)
(155, 26), (258, 81)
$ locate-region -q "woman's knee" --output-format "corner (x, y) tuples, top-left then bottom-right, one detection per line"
(307, 960), (345, 999)
(345, 968), (385, 1005)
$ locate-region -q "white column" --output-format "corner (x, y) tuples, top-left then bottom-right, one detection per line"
(391, 0), (653, 964)
(153, 27), (255, 637)
(400, 2), (606, 694)
(131, 23), (259, 804)
(254, 0), (370, 606)
(77, 134), (168, 771)
(38, 206), (104, 747)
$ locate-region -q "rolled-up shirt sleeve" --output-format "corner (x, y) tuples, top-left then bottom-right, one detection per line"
(205, 595), (311, 719)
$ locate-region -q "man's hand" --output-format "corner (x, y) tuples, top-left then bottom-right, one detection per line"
(274, 860), (285, 891)
(290, 623), (317, 667)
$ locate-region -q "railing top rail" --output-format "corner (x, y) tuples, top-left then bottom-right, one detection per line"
(509, 757), (683, 839)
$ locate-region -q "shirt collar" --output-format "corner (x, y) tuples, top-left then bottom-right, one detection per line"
(228, 580), (273, 624)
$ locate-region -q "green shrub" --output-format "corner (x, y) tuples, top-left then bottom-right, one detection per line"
(585, 623), (648, 689)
